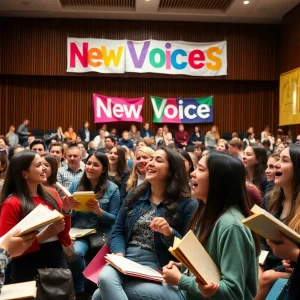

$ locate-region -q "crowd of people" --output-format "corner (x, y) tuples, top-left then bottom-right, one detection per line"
(0, 119), (299, 300)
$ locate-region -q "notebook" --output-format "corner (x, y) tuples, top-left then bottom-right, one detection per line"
(169, 230), (221, 285)
(242, 205), (300, 246)
(0, 281), (37, 300)
(69, 228), (96, 240)
(105, 254), (164, 283)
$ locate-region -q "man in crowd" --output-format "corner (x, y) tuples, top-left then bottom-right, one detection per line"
(140, 123), (153, 138)
(17, 119), (31, 147)
(77, 121), (90, 144)
(228, 138), (243, 160)
(57, 146), (84, 188)
(175, 124), (190, 149)
(118, 131), (134, 150)
(49, 142), (65, 168)
(30, 139), (46, 155)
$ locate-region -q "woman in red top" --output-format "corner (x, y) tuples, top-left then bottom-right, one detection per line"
(0, 150), (72, 283)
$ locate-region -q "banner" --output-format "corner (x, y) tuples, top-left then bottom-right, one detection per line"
(280, 68), (300, 126)
(93, 94), (144, 123)
(150, 96), (213, 124)
(67, 38), (227, 76)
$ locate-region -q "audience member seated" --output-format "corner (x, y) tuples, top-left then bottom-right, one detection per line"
(276, 142), (285, 154)
(163, 151), (259, 300)
(93, 129), (106, 149)
(193, 144), (205, 160)
(232, 132), (239, 138)
(67, 151), (120, 299)
(109, 128), (119, 141)
(255, 145), (300, 300)
(155, 127), (164, 146)
(175, 124), (190, 149)
(118, 131), (134, 150)
(5, 125), (19, 146)
(243, 131), (255, 148)
(0, 150), (72, 283)
(0, 151), (8, 194)
(8, 145), (24, 161)
(92, 146), (198, 300)
(0, 136), (9, 154)
(205, 125), (220, 150)
(99, 124), (109, 137)
(64, 126), (77, 145)
(128, 124), (140, 144)
(162, 125), (173, 145)
(140, 122), (153, 138)
(56, 126), (64, 142)
(216, 139), (228, 153)
(29, 139), (46, 155)
(190, 126), (204, 145)
(49, 142), (66, 168)
(262, 139), (272, 157)
(243, 145), (268, 196)
(261, 125), (270, 143)
(136, 139), (148, 148)
(228, 138), (243, 159)
(88, 141), (97, 153)
(57, 146), (84, 188)
(17, 119), (30, 147)
(122, 146), (154, 204)
(77, 121), (91, 144)
(176, 149), (194, 179)
(77, 142), (89, 163)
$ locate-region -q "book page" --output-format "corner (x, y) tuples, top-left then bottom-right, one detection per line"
(105, 254), (163, 280)
(55, 181), (71, 197)
(259, 250), (269, 265)
(173, 230), (221, 284)
(70, 228), (96, 239)
(14, 204), (63, 237)
(0, 281), (36, 300)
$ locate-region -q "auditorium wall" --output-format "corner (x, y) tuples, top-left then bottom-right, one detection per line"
(0, 17), (280, 135)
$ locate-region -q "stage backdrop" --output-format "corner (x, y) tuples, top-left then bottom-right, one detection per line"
(279, 67), (300, 126)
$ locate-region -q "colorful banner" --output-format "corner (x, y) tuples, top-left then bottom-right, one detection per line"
(67, 38), (227, 77)
(280, 68), (300, 126)
(150, 96), (213, 124)
(93, 94), (144, 123)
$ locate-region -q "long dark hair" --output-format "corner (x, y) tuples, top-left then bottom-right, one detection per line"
(268, 144), (300, 232)
(190, 151), (260, 255)
(126, 146), (191, 227)
(251, 145), (267, 189)
(77, 151), (109, 199)
(0, 152), (8, 180)
(176, 149), (194, 177)
(42, 154), (58, 185)
(109, 146), (129, 185)
(0, 150), (60, 217)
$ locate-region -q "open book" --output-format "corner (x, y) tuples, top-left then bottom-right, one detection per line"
(70, 228), (96, 240)
(72, 191), (96, 212)
(0, 281), (36, 300)
(242, 205), (300, 246)
(169, 230), (221, 285)
(105, 254), (164, 283)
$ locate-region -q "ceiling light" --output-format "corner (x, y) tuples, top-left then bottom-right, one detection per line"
(145, 0), (151, 1)
(243, 0), (250, 4)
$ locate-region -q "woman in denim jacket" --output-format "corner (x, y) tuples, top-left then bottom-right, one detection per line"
(67, 151), (120, 298)
(92, 146), (198, 300)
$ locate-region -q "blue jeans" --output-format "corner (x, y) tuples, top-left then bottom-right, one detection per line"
(92, 247), (185, 300)
(68, 239), (89, 293)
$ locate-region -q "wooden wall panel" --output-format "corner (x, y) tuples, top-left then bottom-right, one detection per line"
(0, 18), (280, 81)
(0, 76), (278, 137)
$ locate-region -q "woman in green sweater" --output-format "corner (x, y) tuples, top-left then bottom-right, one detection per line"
(163, 151), (260, 300)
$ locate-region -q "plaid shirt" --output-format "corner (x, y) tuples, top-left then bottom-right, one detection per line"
(0, 248), (10, 292)
(57, 165), (84, 188)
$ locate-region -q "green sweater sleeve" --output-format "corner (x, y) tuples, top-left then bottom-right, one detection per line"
(178, 223), (258, 300)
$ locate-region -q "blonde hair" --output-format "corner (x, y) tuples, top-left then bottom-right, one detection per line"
(126, 147), (154, 192)
(217, 139), (228, 146)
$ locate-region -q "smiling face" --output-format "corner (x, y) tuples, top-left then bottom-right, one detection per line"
(108, 147), (119, 165)
(242, 146), (258, 170)
(145, 149), (169, 183)
(85, 155), (104, 181)
(274, 147), (294, 188)
(135, 150), (152, 175)
(190, 156), (209, 203)
(41, 157), (52, 179)
(23, 154), (47, 184)
(265, 157), (278, 182)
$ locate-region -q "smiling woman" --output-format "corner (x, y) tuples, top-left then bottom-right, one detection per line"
(0, 150), (72, 283)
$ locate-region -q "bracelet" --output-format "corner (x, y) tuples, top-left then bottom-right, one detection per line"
(62, 209), (72, 216)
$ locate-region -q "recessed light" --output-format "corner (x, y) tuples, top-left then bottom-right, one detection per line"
(243, 0), (250, 4)
(145, 0), (151, 2)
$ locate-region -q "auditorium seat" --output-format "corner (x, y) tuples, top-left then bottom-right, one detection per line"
(221, 132), (232, 142)
(30, 128), (44, 140)
(186, 145), (195, 152)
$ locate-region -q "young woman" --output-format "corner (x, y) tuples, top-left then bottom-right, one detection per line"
(242, 145), (268, 196)
(193, 144), (205, 160)
(190, 126), (203, 145)
(276, 142), (285, 154)
(243, 131), (255, 149)
(128, 124), (140, 144)
(155, 127), (164, 146)
(124, 146), (154, 198)
(162, 125), (173, 145)
(5, 125), (19, 147)
(108, 146), (130, 199)
(67, 151), (120, 298)
(92, 147), (198, 300)
(216, 139), (228, 153)
(163, 151), (260, 300)
(255, 144), (300, 300)
(205, 125), (220, 150)
(176, 149), (194, 178)
(0, 150), (72, 283)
